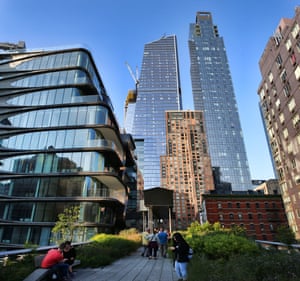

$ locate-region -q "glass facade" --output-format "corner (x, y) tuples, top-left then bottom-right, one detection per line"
(189, 12), (252, 191)
(0, 45), (135, 246)
(132, 35), (182, 189)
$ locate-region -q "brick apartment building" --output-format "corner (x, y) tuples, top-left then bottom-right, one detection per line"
(202, 194), (288, 241)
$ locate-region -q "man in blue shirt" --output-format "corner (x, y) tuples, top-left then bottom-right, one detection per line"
(157, 227), (168, 258)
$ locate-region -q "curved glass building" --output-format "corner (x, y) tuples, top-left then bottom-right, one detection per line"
(0, 43), (135, 246)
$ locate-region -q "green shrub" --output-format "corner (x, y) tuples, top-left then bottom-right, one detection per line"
(0, 254), (35, 281)
(202, 233), (259, 260)
(0, 233), (140, 281)
(188, 250), (300, 281)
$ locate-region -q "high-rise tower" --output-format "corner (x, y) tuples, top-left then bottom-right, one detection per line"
(189, 12), (252, 191)
(132, 35), (182, 189)
(161, 110), (214, 230)
(258, 7), (300, 239)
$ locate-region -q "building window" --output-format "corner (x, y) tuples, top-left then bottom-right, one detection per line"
(295, 65), (300, 80)
(238, 213), (243, 220)
(248, 213), (253, 219)
(258, 213), (263, 220)
(283, 82), (291, 97)
(279, 113), (285, 124)
(290, 52), (297, 65)
(275, 99), (280, 109)
(255, 203), (260, 208)
(288, 98), (296, 112)
(268, 71), (274, 83)
(229, 213), (234, 219)
(246, 202), (250, 208)
(228, 202), (232, 208)
(292, 23), (300, 38)
(293, 114), (300, 127)
(236, 202), (240, 208)
(285, 39), (292, 51)
(275, 54), (283, 68)
(280, 69), (287, 82)
(217, 203), (222, 209)
(283, 128), (289, 139)
(219, 214), (223, 221)
(297, 38), (300, 52)
(250, 223), (255, 230)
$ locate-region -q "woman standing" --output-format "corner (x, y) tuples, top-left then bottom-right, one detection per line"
(170, 232), (190, 281)
(147, 228), (159, 259)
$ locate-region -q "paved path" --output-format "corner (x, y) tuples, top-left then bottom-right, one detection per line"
(72, 248), (178, 281)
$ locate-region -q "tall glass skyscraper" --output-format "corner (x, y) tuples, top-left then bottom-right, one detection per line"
(132, 35), (182, 189)
(189, 12), (252, 191)
(0, 43), (136, 246)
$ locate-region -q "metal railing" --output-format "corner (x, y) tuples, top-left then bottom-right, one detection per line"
(255, 239), (300, 251)
(0, 241), (91, 264)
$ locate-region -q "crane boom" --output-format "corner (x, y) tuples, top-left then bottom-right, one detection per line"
(125, 62), (139, 86)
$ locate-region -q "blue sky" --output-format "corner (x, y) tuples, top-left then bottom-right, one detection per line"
(0, 0), (299, 181)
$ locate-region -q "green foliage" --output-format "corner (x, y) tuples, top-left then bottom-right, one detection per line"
(274, 225), (296, 245)
(188, 250), (300, 281)
(118, 228), (141, 243)
(0, 254), (34, 281)
(76, 233), (140, 268)
(185, 221), (256, 259)
(187, 221), (224, 236)
(51, 205), (84, 243)
(201, 233), (259, 260)
(185, 222), (300, 280)
(1, 233), (140, 281)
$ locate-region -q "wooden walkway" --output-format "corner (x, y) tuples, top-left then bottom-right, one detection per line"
(72, 248), (178, 281)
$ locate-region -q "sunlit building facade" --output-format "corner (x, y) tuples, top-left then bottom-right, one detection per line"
(131, 35), (182, 189)
(189, 12), (252, 191)
(258, 7), (300, 239)
(161, 110), (214, 229)
(0, 43), (136, 246)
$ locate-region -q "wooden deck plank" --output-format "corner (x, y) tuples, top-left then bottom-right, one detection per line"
(73, 248), (178, 281)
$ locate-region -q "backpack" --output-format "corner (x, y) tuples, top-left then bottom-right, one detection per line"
(188, 247), (193, 259)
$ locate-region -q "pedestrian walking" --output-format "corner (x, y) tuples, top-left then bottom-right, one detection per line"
(141, 228), (150, 257)
(147, 228), (159, 259)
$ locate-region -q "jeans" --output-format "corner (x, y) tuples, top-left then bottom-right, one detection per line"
(174, 260), (188, 280)
(52, 262), (69, 278)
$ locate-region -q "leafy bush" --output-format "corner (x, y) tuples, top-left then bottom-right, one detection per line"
(0, 232), (140, 281)
(0, 254), (34, 281)
(188, 250), (300, 281)
(202, 233), (259, 260)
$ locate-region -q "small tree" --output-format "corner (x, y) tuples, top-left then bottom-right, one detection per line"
(51, 205), (84, 243)
(274, 225), (296, 245)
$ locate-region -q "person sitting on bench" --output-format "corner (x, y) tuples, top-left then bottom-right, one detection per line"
(41, 242), (70, 280)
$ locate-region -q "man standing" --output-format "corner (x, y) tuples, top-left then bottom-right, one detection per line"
(157, 227), (168, 258)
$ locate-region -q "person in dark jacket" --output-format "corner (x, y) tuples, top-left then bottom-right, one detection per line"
(63, 241), (76, 277)
(170, 232), (190, 281)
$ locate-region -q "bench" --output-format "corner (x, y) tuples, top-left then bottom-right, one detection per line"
(23, 254), (80, 281)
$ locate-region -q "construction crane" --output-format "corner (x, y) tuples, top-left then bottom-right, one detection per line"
(125, 62), (139, 91)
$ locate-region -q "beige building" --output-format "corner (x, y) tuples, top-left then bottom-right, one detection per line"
(161, 110), (214, 230)
(258, 6), (300, 238)
(254, 179), (281, 195)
